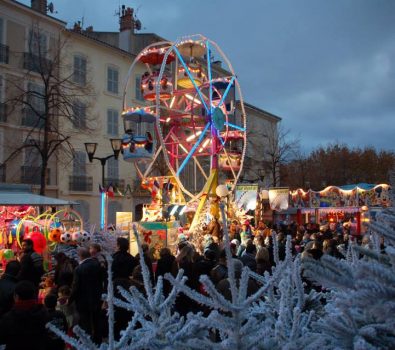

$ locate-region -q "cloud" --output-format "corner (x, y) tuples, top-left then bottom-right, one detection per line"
(18, 0), (395, 152)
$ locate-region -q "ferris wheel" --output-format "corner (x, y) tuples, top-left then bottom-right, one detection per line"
(122, 34), (247, 209)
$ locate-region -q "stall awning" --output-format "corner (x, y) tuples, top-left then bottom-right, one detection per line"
(0, 192), (77, 206)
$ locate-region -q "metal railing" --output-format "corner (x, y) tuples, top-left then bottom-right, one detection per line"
(69, 175), (93, 192)
(21, 166), (50, 185)
(104, 178), (125, 192)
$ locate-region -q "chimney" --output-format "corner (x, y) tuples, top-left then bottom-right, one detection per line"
(119, 5), (135, 53)
(119, 6), (134, 32)
(31, 0), (48, 14)
(73, 22), (82, 33)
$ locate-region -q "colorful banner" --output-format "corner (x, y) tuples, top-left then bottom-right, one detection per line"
(358, 185), (391, 207)
(235, 184), (258, 211)
(269, 187), (289, 211)
(312, 187), (358, 208)
(115, 212), (133, 235)
(290, 189), (310, 208)
(289, 184), (391, 208)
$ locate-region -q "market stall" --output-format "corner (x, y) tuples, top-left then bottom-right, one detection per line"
(0, 190), (82, 269)
(288, 183), (391, 234)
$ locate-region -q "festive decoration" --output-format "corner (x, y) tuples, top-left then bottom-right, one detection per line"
(71, 231), (82, 243)
(48, 228), (62, 242)
(60, 232), (72, 244)
(29, 229), (47, 254)
(2, 249), (14, 260)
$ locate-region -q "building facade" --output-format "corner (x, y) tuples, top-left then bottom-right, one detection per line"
(0, 0), (280, 228)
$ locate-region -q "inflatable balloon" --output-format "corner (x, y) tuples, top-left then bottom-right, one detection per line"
(60, 232), (72, 244)
(52, 217), (62, 228)
(48, 228), (62, 242)
(80, 231), (91, 243)
(9, 219), (20, 237)
(3, 249), (14, 260)
(72, 231), (82, 243)
(30, 230), (47, 254)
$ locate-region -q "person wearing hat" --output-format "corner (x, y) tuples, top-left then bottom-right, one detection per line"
(216, 259), (259, 301)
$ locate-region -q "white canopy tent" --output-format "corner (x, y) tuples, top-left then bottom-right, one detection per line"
(0, 192), (77, 206)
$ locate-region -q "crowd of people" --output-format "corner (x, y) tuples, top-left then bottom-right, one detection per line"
(0, 218), (375, 349)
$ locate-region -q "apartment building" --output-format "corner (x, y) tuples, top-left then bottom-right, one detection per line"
(0, 0), (280, 227)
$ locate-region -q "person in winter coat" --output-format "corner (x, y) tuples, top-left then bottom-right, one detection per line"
(0, 260), (21, 316)
(210, 249), (228, 285)
(44, 294), (68, 350)
(69, 248), (104, 344)
(0, 280), (50, 350)
(155, 247), (176, 296)
(17, 239), (44, 288)
(54, 252), (77, 288)
(240, 240), (257, 271)
(112, 237), (138, 280)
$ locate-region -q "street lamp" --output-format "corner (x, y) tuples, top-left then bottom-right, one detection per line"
(84, 138), (122, 230)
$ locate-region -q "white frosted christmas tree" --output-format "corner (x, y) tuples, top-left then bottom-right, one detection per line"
(47, 203), (322, 349)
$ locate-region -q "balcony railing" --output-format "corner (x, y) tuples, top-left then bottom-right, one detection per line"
(0, 103), (7, 122)
(69, 175), (93, 192)
(104, 178), (125, 192)
(21, 166), (50, 185)
(23, 52), (52, 73)
(21, 108), (45, 128)
(0, 43), (9, 64)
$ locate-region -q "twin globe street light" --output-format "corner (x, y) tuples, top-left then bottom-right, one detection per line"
(84, 138), (122, 230)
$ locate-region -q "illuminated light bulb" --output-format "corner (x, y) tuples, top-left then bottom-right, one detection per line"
(198, 138), (210, 153)
(170, 205), (179, 216)
(179, 206), (187, 215)
(169, 96), (176, 108)
(179, 144), (188, 153)
(185, 94), (202, 105)
(166, 117), (171, 123)
(186, 130), (202, 142)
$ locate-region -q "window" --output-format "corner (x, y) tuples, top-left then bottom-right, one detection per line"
(73, 55), (86, 85)
(28, 29), (47, 56)
(76, 200), (90, 223)
(0, 18), (4, 44)
(24, 141), (41, 166)
(73, 151), (86, 175)
(107, 109), (118, 136)
(0, 130), (3, 164)
(22, 82), (44, 127)
(135, 76), (143, 101)
(107, 67), (119, 94)
(107, 157), (119, 180)
(0, 76), (4, 121)
(0, 19), (8, 64)
(72, 100), (86, 129)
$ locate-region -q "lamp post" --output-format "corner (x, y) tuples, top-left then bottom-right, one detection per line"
(85, 138), (122, 230)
